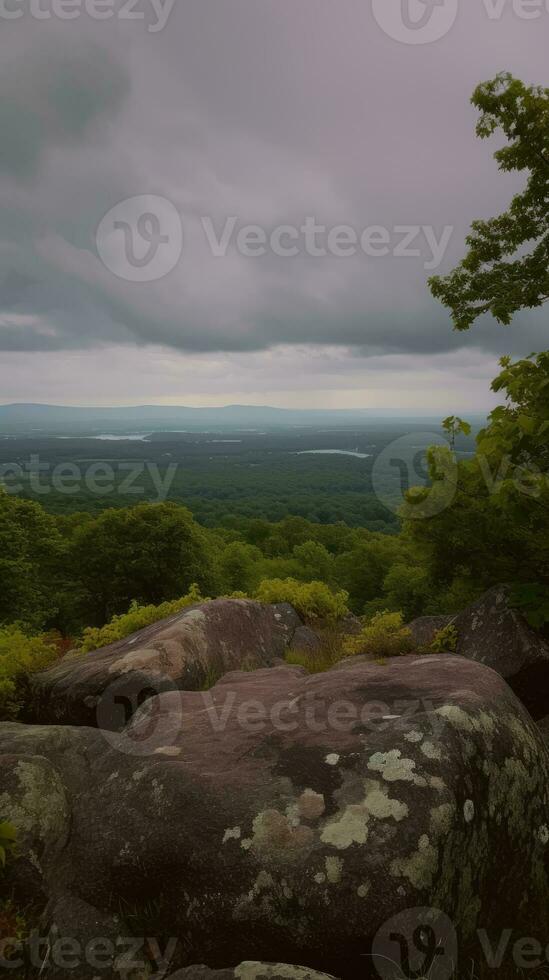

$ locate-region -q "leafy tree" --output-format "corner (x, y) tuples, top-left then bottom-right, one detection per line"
(292, 540), (334, 584)
(442, 416), (471, 450)
(430, 73), (549, 330)
(70, 502), (215, 624)
(217, 541), (263, 594)
(334, 534), (402, 612)
(402, 352), (549, 619)
(0, 490), (67, 630)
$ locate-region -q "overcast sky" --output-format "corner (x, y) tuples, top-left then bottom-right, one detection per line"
(0, 0), (546, 412)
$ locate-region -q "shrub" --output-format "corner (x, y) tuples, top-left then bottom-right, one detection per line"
(343, 611), (414, 659)
(255, 578), (348, 622)
(0, 821), (17, 869)
(78, 584), (208, 652)
(285, 630), (348, 674)
(0, 628), (58, 720)
(431, 623), (458, 653)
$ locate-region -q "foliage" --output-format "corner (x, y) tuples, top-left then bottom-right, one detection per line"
(0, 628), (58, 720)
(69, 502), (216, 625)
(430, 73), (549, 330)
(0, 822), (17, 869)
(510, 583), (549, 629)
(0, 490), (67, 632)
(255, 578), (349, 622)
(78, 584), (207, 652)
(442, 416), (472, 450)
(343, 611), (415, 659)
(285, 630), (349, 674)
(403, 351), (549, 620)
(431, 623), (459, 654)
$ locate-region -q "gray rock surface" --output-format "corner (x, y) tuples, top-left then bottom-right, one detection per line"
(408, 615), (454, 648)
(2, 654), (548, 978)
(452, 586), (549, 718)
(28, 600), (302, 729)
(167, 966), (336, 980)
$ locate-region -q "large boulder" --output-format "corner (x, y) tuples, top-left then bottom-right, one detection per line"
(407, 615), (454, 648)
(27, 600), (302, 729)
(451, 586), (549, 718)
(2, 654), (548, 978)
(0, 753), (70, 904)
(408, 587), (549, 718)
(167, 966), (336, 980)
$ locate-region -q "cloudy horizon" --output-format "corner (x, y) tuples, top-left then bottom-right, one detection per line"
(0, 0), (547, 412)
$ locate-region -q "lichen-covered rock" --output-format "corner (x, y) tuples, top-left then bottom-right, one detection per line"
(0, 753), (70, 902)
(452, 586), (549, 717)
(28, 600), (302, 729)
(2, 654), (548, 978)
(167, 965), (337, 980)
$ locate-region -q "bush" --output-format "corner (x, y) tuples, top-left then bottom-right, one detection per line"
(343, 611), (414, 660)
(0, 628), (58, 720)
(0, 821), (17, 868)
(78, 584), (208, 652)
(285, 630), (348, 674)
(431, 623), (458, 653)
(255, 578), (349, 622)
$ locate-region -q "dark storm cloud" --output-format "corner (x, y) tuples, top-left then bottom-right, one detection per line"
(0, 1), (546, 370)
(0, 40), (129, 177)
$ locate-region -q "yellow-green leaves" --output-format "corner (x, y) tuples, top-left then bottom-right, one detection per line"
(0, 821), (17, 869)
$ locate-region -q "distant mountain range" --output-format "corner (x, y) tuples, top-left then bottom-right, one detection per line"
(0, 403), (482, 435)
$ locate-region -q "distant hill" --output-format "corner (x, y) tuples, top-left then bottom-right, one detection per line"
(0, 403), (457, 435)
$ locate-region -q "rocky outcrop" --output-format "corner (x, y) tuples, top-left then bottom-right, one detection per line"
(27, 600), (302, 729)
(408, 587), (549, 718)
(2, 653), (548, 978)
(289, 625), (323, 654)
(166, 966), (336, 980)
(408, 614), (454, 648)
(451, 586), (549, 718)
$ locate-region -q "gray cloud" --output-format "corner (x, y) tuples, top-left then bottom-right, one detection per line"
(0, 2), (546, 407)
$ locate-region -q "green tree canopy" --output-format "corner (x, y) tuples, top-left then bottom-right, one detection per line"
(70, 502), (215, 624)
(430, 73), (549, 330)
